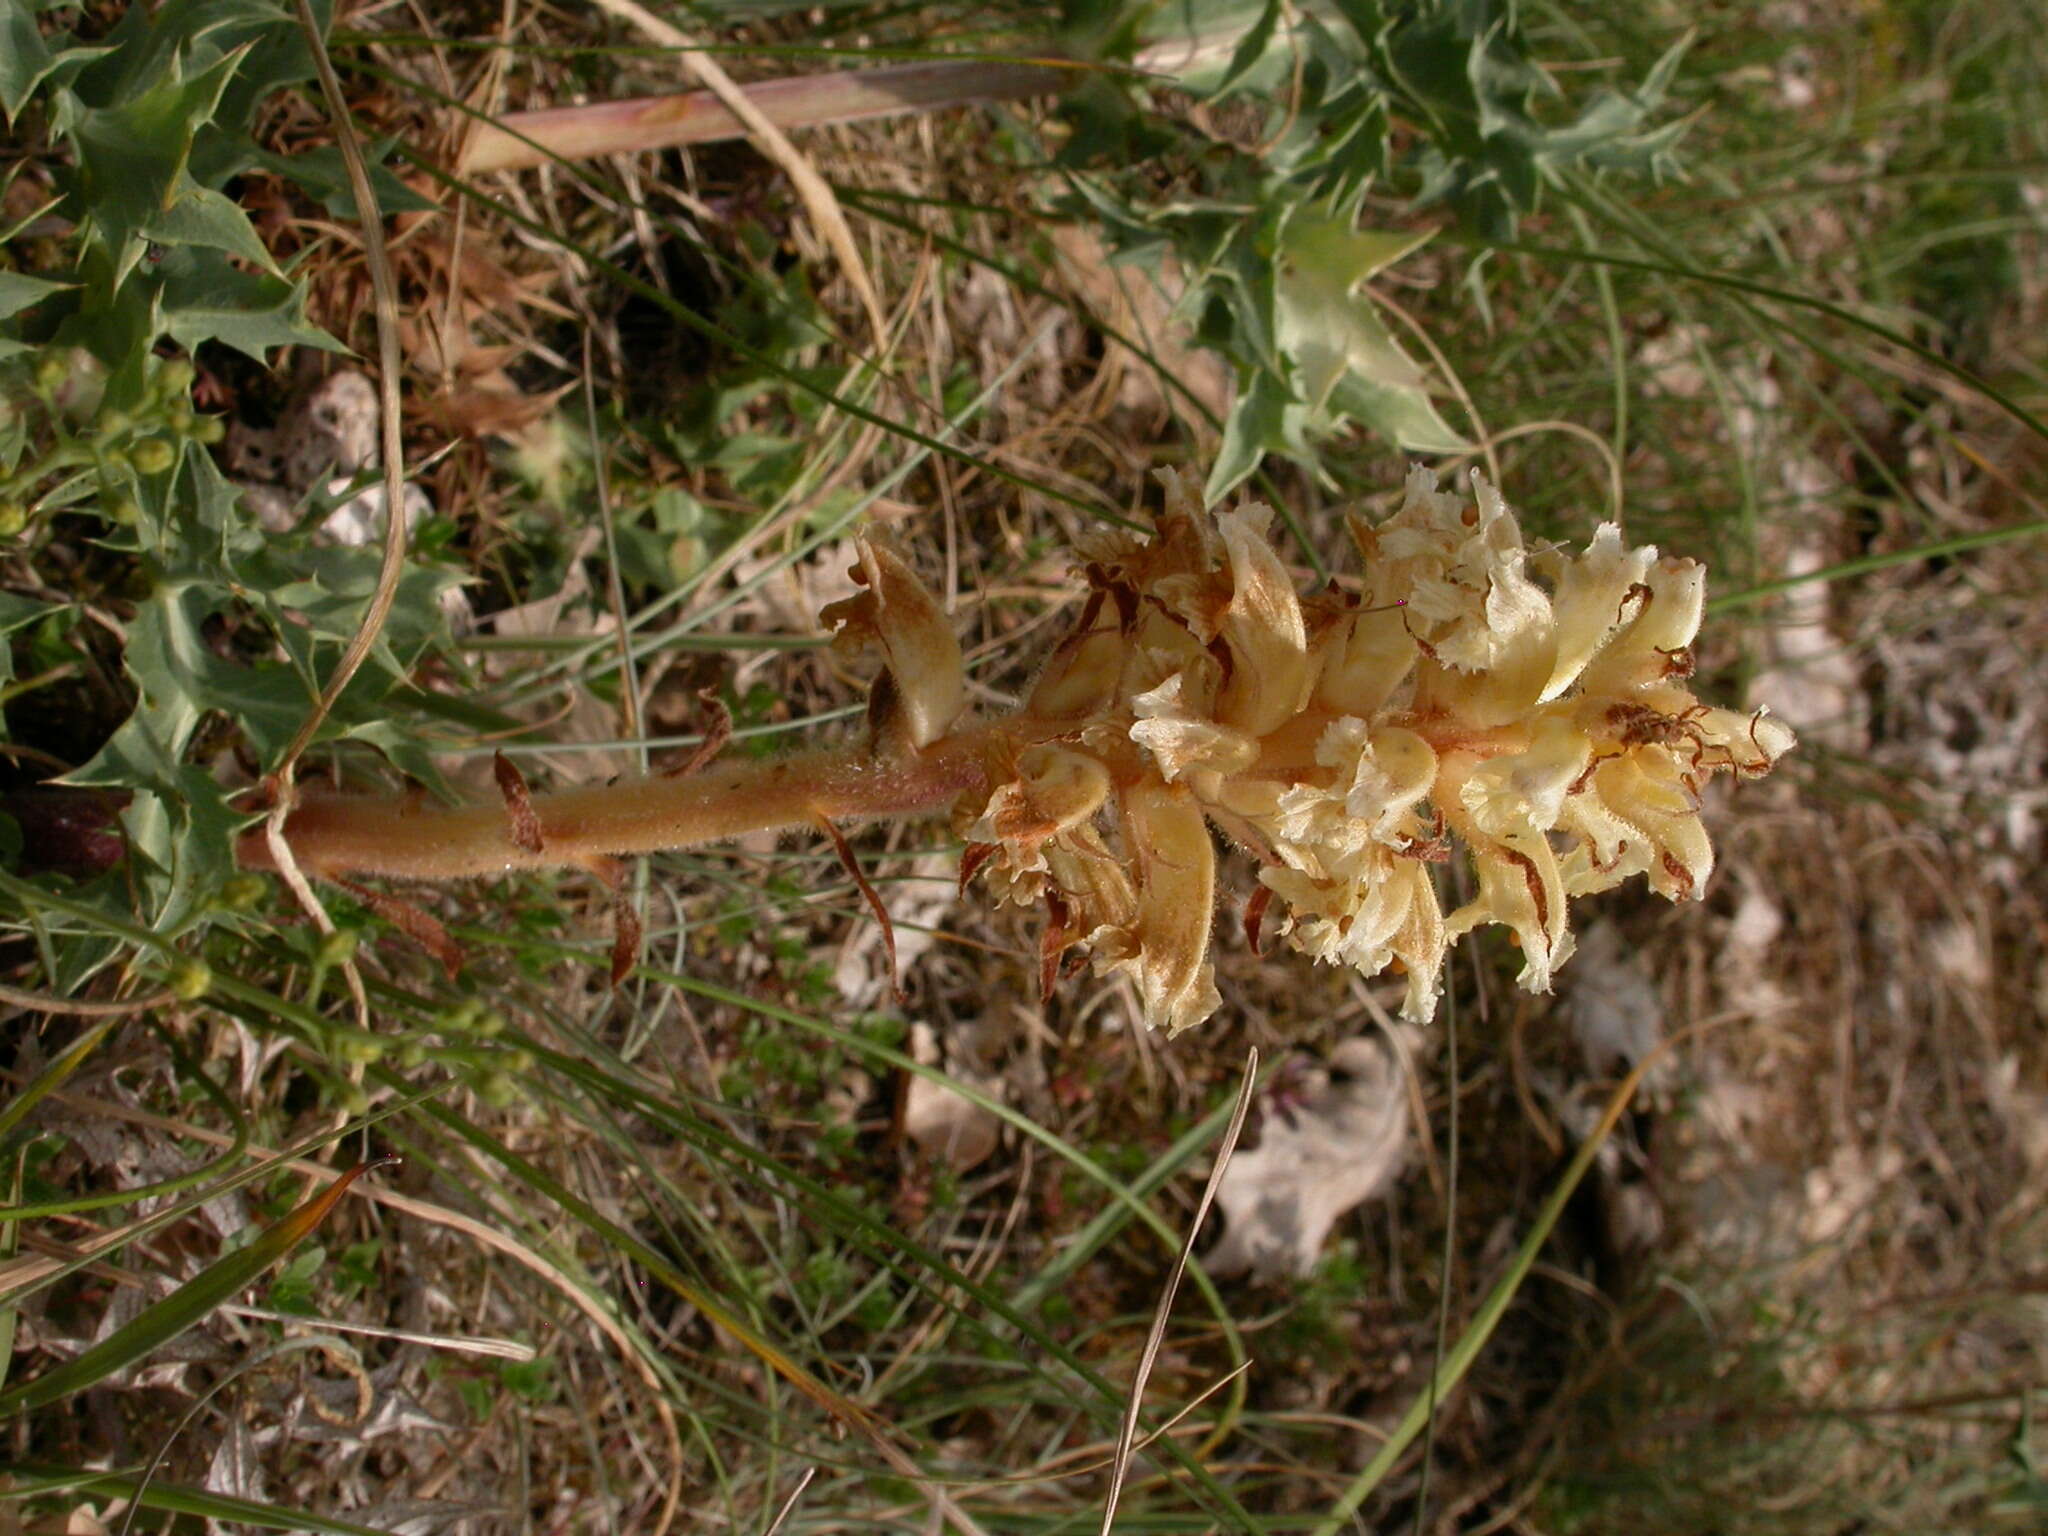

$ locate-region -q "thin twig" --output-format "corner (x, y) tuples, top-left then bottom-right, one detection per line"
(760, 1466), (817, 1536)
(218, 1303), (538, 1360)
(583, 333), (646, 764)
(276, 0), (414, 1034)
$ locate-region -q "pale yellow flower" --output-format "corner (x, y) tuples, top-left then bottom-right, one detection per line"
(940, 465), (1793, 1032)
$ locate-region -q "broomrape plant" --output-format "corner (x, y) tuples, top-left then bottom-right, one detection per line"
(241, 467), (1793, 1032)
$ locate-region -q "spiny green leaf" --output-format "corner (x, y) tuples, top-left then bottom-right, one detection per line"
(157, 249), (341, 360)
(1210, 0), (1287, 98)
(250, 141), (439, 220)
(0, 592), (60, 706)
(0, 273), (70, 325)
(0, 0), (101, 124)
(0, 0), (54, 123)
(0, 1466), (400, 1536)
(1206, 368), (1294, 504)
(1330, 368), (1470, 454)
(141, 181), (283, 276)
(75, 0), (295, 112)
(0, 1156), (397, 1415)
(1276, 213), (1435, 409)
(64, 45), (250, 289)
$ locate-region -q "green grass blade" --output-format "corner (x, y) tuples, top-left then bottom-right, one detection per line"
(1518, 182), (2048, 449)
(0, 1021), (250, 1221)
(0, 1155), (399, 1415)
(1306, 1042), (1675, 1535)
(0, 1147), (21, 1396)
(0, 1466), (397, 1535)
(1710, 517), (2048, 612)
(0, 1019), (116, 1147)
(1007, 1055), (1279, 1314)
(0, 1079), (443, 1315)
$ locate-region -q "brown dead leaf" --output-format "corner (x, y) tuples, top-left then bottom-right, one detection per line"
(416, 383), (569, 441)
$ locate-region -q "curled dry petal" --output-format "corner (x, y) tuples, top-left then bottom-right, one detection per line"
(1578, 557), (1706, 698)
(1459, 714), (1592, 842)
(1130, 673), (1258, 784)
(1447, 824), (1573, 990)
(1262, 854), (1446, 1021)
(1028, 617), (1125, 721)
(1538, 522), (1656, 702)
(820, 530), (965, 751)
(969, 744), (1112, 845)
(1214, 503), (1311, 736)
(1354, 467), (1550, 674)
(1310, 602), (1416, 718)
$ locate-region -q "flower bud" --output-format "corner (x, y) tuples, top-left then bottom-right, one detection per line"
(130, 437), (176, 475)
(217, 873), (270, 911)
(166, 957), (213, 1002)
(156, 358), (196, 399)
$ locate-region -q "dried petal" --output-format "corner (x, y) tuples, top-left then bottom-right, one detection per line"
(1310, 602), (1417, 718)
(1129, 673), (1258, 784)
(1577, 555), (1705, 696)
(1460, 713), (1592, 841)
(1446, 825), (1572, 992)
(968, 744), (1112, 844)
(1263, 854), (1446, 1020)
(1116, 780), (1220, 1034)
(1355, 467), (1551, 675)
(819, 530), (964, 750)
(1214, 502), (1311, 736)
(1028, 616), (1126, 721)
(1538, 522), (1657, 703)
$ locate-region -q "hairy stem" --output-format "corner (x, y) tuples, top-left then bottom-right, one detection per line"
(235, 721), (1017, 884)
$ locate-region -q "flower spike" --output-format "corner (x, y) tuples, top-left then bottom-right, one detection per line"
(952, 467), (1794, 1028)
(247, 467), (1791, 1033)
